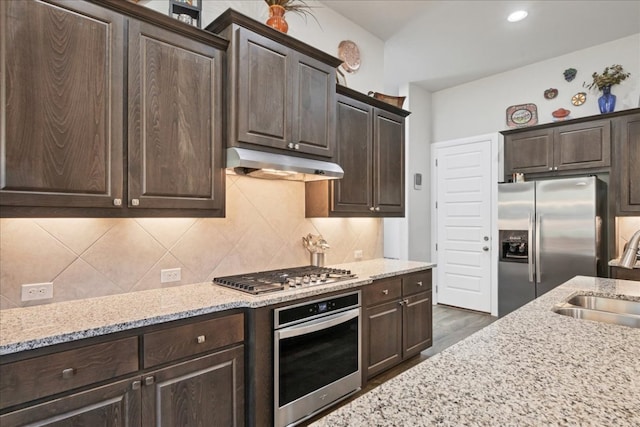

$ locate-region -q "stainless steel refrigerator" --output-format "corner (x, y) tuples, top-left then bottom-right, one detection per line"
(498, 176), (607, 317)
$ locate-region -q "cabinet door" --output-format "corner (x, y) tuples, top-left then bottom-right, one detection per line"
(553, 120), (611, 171)
(0, 377), (141, 427)
(374, 109), (405, 215)
(235, 28), (291, 150)
(503, 129), (554, 176)
(291, 52), (336, 157)
(332, 95), (374, 214)
(142, 345), (244, 427)
(615, 113), (640, 213)
(0, 0), (124, 208)
(365, 300), (402, 379)
(128, 20), (224, 213)
(402, 291), (432, 359)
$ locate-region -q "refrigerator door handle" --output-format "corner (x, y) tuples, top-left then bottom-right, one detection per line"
(535, 214), (542, 282)
(528, 213), (534, 283)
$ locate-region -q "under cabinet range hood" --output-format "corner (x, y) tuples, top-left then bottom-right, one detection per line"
(226, 147), (343, 181)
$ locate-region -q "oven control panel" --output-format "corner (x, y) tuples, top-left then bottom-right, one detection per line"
(275, 292), (360, 328)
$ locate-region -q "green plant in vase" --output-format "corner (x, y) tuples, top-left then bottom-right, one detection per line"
(264, 0), (317, 33)
(584, 64), (631, 113)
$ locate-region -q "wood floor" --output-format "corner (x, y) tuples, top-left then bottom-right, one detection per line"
(300, 304), (496, 426)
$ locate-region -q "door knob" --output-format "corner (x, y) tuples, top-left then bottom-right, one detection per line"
(482, 246), (489, 251)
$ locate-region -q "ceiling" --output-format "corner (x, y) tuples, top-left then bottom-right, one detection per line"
(319, 1), (640, 92)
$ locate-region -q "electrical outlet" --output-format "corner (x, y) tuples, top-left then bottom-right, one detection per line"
(21, 282), (54, 302)
(161, 268), (181, 283)
(354, 250), (363, 260)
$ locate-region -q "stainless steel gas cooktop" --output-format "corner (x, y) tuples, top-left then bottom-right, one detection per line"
(213, 266), (356, 295)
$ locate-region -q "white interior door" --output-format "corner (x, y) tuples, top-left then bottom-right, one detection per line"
(433, 136), (494, 312)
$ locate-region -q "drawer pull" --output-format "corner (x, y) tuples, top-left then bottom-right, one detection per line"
(417, 281), (423, 287)
(382, 289), (389, 295)
(144, 376), (155, 386)
(196, 335), (206, 344)
(132, 380), (141, 390)
(62, 368), (75, 379)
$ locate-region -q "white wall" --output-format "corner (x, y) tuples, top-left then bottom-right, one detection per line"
(138, 0), (386, 95)
(405, 83), (432, 262)
(431, 34), (640, 142)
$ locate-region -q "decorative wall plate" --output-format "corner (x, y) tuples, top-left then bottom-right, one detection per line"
(571, 92), (587, 106)
(544, 88), (558, 99)
(338, 40), (361, 73)
(506, 103), (538, 128)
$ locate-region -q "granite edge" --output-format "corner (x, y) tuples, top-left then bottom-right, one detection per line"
(1, 260), (434, 355)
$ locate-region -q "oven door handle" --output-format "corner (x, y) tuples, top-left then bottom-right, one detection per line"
(277, 308), (360, 340)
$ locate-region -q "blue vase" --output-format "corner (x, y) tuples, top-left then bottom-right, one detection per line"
(598, 86), (616, 113)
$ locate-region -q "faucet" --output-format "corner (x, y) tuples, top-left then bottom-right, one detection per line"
(619, 229), (640, 269)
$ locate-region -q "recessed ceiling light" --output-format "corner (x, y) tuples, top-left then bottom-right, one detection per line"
(507, 10), (528, 22)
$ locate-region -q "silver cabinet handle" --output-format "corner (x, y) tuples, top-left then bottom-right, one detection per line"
(294, 143), (300, 150)
(144, 376), (155, 386)
(62, 368), (75, 379)
(196, 335), (206, 344)
(382, 289), (389, 295)
(375, 207), (380, 212)
(369, 207), (375, 211)
(113, 198), (122, 206)
(554, 166), (558, 170)
(132, 380), (141, 390)
(131, 199), (140, 206)
(548, 167), (553, 171)
(417, 281), (423, 287)
(287, 143), (294, 149)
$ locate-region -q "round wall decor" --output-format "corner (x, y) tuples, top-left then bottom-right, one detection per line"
(338, 40), (361, 73)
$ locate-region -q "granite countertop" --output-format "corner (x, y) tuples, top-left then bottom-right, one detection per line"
(0, 258), (434, 355)
(311, 275), (640, 427)
(608, 258), (640, 268)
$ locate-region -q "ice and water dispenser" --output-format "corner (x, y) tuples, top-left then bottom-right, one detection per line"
(499, 230), (529, 263)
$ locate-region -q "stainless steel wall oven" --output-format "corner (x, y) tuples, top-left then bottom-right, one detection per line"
(274, 291), (361, 427)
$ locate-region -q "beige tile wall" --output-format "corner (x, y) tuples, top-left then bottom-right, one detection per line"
(616, 216), (640, 257)
(0, 176), (383, 309)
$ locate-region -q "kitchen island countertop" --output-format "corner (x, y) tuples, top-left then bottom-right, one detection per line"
(311, 275), (640, 427)
(0, 258), (433, 355)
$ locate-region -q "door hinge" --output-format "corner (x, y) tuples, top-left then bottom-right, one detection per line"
(435, 285), (438, 293)
(435, 243), (438, 251)
(435, 201), (438, 209)
(435, 158), (438, 167)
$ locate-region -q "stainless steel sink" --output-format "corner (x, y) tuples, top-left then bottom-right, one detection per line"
(553, 295), (640, 328)
(566, 295), (640, 316)
(553, 307), (640, 328)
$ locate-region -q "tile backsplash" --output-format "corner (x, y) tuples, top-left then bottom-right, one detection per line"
(0, 175), (383, 309)
(616, 216), (640, 257)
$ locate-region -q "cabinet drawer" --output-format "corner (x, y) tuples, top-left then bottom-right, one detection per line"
(0, 336), (138, 410)
(364, 277), (402, 306)
(143, 313), (244, 368)
(402, 270), (432, 297)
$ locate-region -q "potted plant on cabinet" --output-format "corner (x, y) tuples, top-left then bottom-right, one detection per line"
(584, 64), (631, 113)
(264, 0), (316, 33)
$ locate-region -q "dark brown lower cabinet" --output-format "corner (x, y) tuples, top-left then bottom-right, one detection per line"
(610, 266), (640, 281)
(142, 345), (244, 427)
(0, 377), (141, 427)
(363, 270), (433, 380)
(0, 313), (244, 427)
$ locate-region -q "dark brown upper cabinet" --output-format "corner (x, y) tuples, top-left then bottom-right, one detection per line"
(306, 86), (410, 217)
(128, 20), (224, 213)
(206, 9), (342, 159)
(613, 111), (640, 215)
(502, 116), (612, 181)
(0, 0), (228, 217)
(0, 0), (125, 210)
